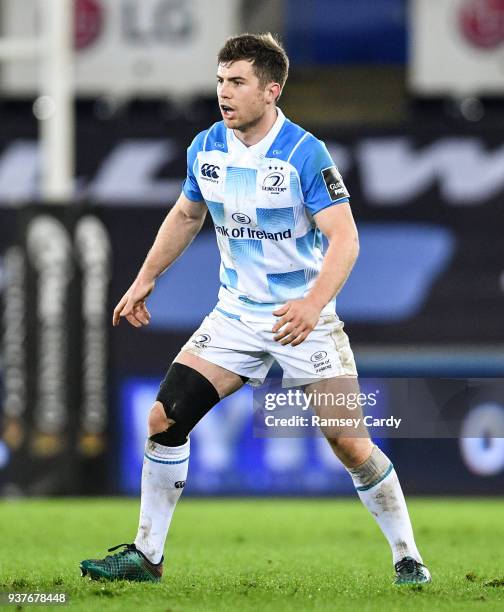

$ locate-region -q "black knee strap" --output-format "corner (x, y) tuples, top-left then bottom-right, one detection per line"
(150, 363), (221, 447)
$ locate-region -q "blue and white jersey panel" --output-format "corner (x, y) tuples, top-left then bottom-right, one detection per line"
(182, 109), (350, 319)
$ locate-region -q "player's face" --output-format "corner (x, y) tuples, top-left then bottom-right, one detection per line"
(217, 60), (275, 132)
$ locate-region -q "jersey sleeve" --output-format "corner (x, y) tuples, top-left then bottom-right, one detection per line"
(182, 131), (206, 202)
(298, 137), (350, 216)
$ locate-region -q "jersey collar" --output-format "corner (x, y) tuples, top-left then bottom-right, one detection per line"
(226, 107), (286, 158)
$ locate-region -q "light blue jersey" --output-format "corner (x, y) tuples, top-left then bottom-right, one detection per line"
(183, 108), (350, 319)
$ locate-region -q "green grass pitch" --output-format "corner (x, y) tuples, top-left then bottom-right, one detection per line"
(1, 498), (503, 611)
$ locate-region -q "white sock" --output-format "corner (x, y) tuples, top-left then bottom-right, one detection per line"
(348, 445), (422, 565)
(134, 438), (190, 564)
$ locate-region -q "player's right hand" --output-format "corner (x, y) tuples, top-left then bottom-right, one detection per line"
(112, 277), (155, 328)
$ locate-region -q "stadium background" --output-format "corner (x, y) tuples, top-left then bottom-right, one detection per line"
(0, 0), (503, 503)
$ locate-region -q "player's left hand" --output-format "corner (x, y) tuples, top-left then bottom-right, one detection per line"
(272, 297), (323, 346)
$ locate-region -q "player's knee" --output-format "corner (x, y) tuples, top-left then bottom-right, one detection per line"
(326, 435), (373, 468)
(149, 362), (221, 447)
(148, 401), (173, 436)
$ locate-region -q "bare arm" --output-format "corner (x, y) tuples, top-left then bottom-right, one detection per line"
(272, 203), (359, 346)
(305, 202), (359, 309)
(113, 193), (207, 327)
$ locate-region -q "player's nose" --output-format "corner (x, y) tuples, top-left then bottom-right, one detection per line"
(219, 82), (232, 98)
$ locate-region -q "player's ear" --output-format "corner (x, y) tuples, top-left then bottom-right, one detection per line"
(267, 82), (282, 103)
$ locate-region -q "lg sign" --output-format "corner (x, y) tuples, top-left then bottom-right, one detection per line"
(75, 0), (104, 50)
(460, 0), (504, 49)
(74, 0), (196, 50)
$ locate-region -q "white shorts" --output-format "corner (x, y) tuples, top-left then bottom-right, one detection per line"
(180, 308), (357, 387)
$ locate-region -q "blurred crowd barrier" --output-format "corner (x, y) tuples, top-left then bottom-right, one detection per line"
(0, 109), (503, 496)
(1, 206), (111, 495)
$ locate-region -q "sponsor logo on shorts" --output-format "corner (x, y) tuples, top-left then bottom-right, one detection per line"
(193, 333), (211, 347)
(232, 212), (251, 224)
(310, 350), (333, 373)
(310, 351), (327, 363)
(175, 480), (186, 488)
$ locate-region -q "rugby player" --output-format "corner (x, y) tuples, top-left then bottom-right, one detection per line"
(80, 33), (431, 586)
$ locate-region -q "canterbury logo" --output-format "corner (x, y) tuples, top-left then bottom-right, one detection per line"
(201, 163), (220, 179)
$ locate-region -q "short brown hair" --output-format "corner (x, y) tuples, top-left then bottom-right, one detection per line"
(218, 33), (289, 90)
